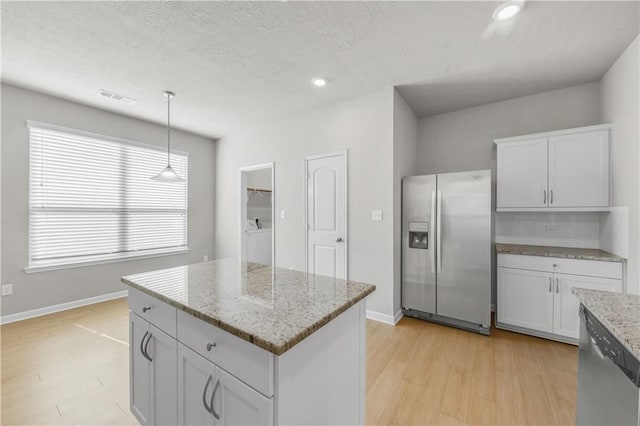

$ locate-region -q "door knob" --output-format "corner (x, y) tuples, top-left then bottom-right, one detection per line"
(336, 237), (343, 243)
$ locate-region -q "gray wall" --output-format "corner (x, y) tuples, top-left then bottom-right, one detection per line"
(1, 84), (216, 317)
(600, 36), (640, 295)
(415, 82), (603, 306)
(392, 90), (419, 317)
(214, 88), (397, 318)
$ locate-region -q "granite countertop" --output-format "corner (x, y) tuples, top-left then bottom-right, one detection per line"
(495, 243), (625, 263)
(572, 288), (640, 360)
(122, 259), (375, 356)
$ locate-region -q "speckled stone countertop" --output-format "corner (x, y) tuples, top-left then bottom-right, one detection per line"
(572, 288), (640, 360)
(496, 243), (625, 263)
(122, 259), (375, 356)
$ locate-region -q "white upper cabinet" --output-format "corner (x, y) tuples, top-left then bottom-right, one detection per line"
(496, 137), (548, 208)
(548, 130), (610, 208)
(495, 124), (611, 211)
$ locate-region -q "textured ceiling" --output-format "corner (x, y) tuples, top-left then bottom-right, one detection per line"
(2, 1), (638, 139)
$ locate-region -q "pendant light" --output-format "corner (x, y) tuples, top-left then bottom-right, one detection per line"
(152, 91), (184, 182)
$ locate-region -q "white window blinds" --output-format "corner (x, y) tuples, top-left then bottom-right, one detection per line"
(28, 122), (188, 269)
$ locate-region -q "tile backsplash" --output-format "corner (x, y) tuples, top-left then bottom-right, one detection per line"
(495, 212), (601, 248)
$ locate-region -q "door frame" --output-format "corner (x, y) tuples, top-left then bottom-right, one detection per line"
(304, 150), (348, 279)
(239, 162), (275, 267)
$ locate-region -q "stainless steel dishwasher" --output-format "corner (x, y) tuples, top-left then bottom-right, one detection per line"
(576, 304), (640, 426)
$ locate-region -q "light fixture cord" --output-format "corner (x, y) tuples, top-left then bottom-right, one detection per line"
(167, 94), (171, 166)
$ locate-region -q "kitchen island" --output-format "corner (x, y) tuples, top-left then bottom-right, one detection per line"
(121, 259), (375, 426)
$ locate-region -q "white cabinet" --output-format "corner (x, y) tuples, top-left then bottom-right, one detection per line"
(497, 268), (554, 333)
(495, 125), (611, 211)
(553, 274), (621, 339)
(548, 130), (610, 208)
(497, 254), (622, 343)
(178, 343), (215, 426)
(496, 137), (548, 208)
(129, 314), (178, 426)
(130, 312), (151, 425)
(215, 367), (273, 426)
(177, 343), (272, 426)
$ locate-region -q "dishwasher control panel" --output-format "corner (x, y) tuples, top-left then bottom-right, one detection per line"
(580, 304), (640, 388)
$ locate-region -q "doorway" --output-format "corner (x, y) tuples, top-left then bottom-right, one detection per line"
(305, 151), (347, 279)
(239, 163), (275, 266)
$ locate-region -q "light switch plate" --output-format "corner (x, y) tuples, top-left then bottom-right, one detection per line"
(280, 210), (286, 219)
(371, 210), (383, 221)
(2, 284), (13, 296)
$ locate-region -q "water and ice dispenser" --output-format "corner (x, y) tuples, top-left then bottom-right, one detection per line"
(408, 222), (429, 249)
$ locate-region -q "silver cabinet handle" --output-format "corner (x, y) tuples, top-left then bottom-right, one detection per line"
(206, 342), (216, 352)
(555, 278), (559, 293)
(144, 332), (153, 362)
(336, 237), (343, 243)
(140, 331), (150, 361)
(543, 190), (547, 205)
(202, 374), (213, 414)
(430, 190), (437, 273)
(548, 277), (552, 292)
(211, 378), (220, 420)
(550, 190), (554, 204)
(142, 306), (151, 313)
(436, 190), (442, 273)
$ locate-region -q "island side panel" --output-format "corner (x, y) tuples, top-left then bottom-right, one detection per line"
(274, 300), (366, 425)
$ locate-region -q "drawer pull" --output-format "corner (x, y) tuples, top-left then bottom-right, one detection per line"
(142, 306), (152, 313)
(552, 264), (557, 268)
(206, 342), (217, 352)
(211, 379), (221, 420)
(202, 374), (213, 414)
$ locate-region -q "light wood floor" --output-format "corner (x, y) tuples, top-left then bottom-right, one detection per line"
(1, 299), (578, 425)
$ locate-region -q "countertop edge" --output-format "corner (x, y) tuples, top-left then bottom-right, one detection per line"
(121, 277), (375, 356)
(571, 288), (640, 361)
(495, 244), (625, 263)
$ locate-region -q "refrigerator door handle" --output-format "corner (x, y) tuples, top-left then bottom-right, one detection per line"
(430, 190), (436, 273)
(436, 189), (442, 273)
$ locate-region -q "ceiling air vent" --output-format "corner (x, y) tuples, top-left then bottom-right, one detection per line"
(98, 89), (137, 105)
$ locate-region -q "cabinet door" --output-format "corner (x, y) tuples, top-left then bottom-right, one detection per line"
(130, 313), (151, 425)
(497, 138), (548, 208)
(213, 367), (273, 426)
(497, 267), (554, 332)
(178, 344), (215, 426)
(553, 273), (622, 339)
(149, 325), (178, 425)
(548, 130), (610, 207)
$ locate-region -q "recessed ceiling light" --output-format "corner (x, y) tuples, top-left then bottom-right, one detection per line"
(492, 1), (524, 21)
(311, 77), (328, 87)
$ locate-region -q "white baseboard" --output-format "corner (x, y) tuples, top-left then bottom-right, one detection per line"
(366, 309), (403, 325)
(1, 290), (128, 325)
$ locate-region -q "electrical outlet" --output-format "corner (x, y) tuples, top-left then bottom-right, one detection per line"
(203, 255), (209, 262)
(280, 210), (286, 219)
(2, 284), (13, 296)
(371, 210), (383, 221)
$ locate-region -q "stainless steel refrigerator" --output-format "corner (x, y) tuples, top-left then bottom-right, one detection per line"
(402, 170), (491, 334)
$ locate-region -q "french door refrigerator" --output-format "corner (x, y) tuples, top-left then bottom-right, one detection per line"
(401, 170), (491, 334)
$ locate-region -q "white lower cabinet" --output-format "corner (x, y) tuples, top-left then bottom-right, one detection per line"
(177, 343), (273, 426)
(129, 313), (178, 426)
(497, 268), (554, 333)
(553, 273), (621, 339)
(497, 254), (623, 343)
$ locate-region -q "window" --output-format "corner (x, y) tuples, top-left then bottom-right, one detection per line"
(27, 121), (188, 271)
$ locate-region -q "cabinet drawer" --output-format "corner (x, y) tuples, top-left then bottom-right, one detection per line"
(128, 288), (177, 338)
(177, 309), (274, 397)
(497, 254), (622, 279)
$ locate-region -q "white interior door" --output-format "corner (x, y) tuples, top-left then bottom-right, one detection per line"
(306, 152), (347, 279)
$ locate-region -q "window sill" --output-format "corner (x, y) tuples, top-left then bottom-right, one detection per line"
(24, 247), (190, 274)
